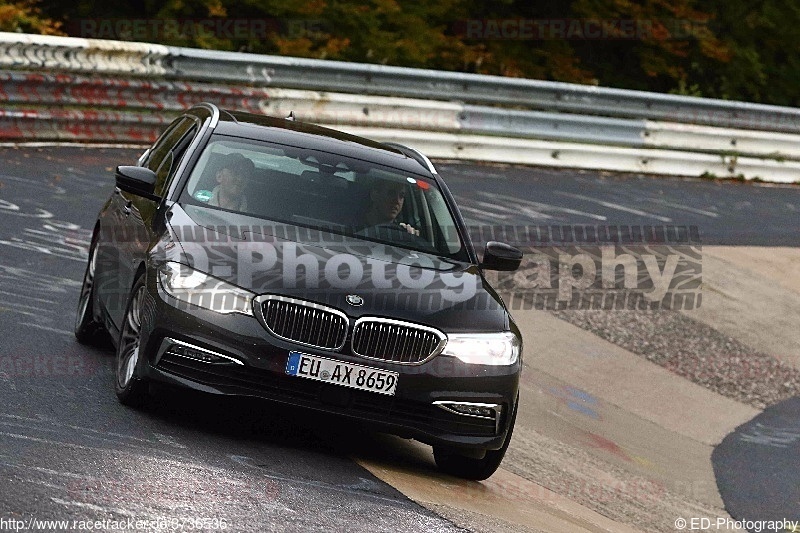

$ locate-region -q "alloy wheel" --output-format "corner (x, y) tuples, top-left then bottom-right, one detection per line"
(75, 243), (97, 332)
(117, 284), (145, 389)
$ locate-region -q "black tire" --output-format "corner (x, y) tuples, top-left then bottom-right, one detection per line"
(114, 276), (150, 407)
(433, 396), (519, 481)
(74, 237), (106, 344)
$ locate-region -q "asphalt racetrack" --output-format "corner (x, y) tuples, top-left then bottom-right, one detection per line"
(0, 146), (798, 532)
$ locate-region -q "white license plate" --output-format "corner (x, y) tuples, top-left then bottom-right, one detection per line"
(285, 352), (398, 396)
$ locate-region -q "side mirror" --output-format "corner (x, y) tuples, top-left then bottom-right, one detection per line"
(481, 241), (523, 271)
(115, 166), (160, 202)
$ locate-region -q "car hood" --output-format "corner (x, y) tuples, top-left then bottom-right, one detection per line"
(158, 203), (509, 332)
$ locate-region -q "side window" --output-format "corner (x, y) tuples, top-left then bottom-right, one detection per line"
(144, 117), (198, 197)
(154, 152), (175, 194)
(142, 121), (181, 172)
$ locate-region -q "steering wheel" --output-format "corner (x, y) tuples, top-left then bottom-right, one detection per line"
(357, 223), (434, 248)
(372, 222), (414, 234)
(355, 222), (408, 239)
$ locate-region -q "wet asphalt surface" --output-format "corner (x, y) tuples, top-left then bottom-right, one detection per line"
(0, 147), (460, 532)
(438, 162), (800, 247)
(0, 146), (798, 530)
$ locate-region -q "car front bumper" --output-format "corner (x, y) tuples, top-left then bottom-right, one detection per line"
(137, 271), (521, 451)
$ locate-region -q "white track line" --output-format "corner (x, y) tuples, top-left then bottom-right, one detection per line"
(554, 191), (673, 222)
(645, 198), (720, 218)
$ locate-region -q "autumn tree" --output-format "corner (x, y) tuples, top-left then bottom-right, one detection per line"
(686, 0), (800, 106)
(0, 0), (64, 34)
(31, 0), (800, 106)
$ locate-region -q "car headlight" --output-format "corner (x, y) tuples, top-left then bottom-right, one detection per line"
(442, 332), (520, 365)
(158, 261), (254, 316)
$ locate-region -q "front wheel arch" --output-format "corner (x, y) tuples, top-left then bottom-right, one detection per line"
(433, 394), (519, 481)
(75, 223), (108, 344)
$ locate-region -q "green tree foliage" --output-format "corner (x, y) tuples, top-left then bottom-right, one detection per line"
(31, 0), (800, 106)
(687, 0), (800, 106)
(569, 0), (731, 92)
(0, 0), (65, 34)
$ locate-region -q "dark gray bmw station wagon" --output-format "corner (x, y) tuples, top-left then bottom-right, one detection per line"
(75, 103), (523, 480)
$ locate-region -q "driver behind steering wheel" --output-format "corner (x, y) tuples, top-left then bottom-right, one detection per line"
(359, 178), (419, 235)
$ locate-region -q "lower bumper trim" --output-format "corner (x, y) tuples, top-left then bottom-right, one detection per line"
(155, 337), (244, 366)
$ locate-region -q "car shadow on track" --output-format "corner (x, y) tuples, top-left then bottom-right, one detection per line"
(140, 383), (439, 472)
(76, 339), (444, 482)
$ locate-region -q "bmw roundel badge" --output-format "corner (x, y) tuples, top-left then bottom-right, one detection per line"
(346, 294), (364, 306)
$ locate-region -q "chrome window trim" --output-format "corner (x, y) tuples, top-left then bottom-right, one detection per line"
(350, 316), (447, 365)
(382, 142), (439, 175)
(413, 149), (438, 175)
(198, 101), (220, 129)
(253, 294), (350, 351)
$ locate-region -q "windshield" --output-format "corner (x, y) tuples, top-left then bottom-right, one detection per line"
(179, 135), (468, 261)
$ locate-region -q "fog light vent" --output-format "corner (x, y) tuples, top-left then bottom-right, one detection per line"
(433, 401), (502, 434)
(451, 404), (495, 417)
(156, 338), (243, 366)
(171, 344), (221, 363)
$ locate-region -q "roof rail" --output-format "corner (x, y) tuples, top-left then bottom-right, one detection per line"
(382, 142), (438, 175)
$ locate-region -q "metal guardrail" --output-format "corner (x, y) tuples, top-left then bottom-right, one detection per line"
(1, 32), (800, 182)
(167, 50), (800, 135)
(166, 47), (800, 134)
(348, 127), (800, 184)
(0, 71), (268, 112)
(3, 32), (800, 134)
(461, 106), (646, 147)
(0, 33), (168, 75)
(0, 108), (168, 142)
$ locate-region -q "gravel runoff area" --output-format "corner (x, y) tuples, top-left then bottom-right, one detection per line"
(550, 310), (800, 410)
